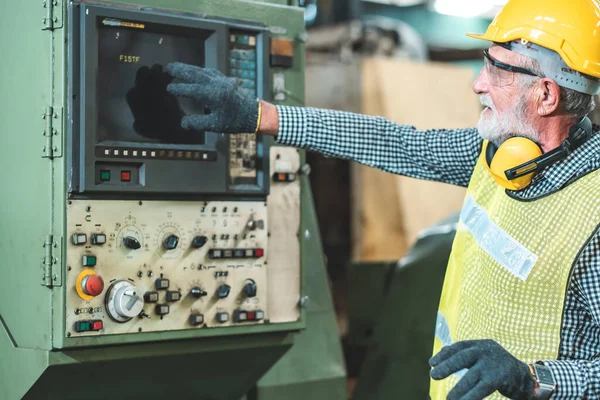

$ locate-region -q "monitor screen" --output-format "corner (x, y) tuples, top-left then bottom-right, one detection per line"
(96, 20), (208, 145)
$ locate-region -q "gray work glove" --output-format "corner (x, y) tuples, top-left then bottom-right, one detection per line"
(165, 62), (259, 134)
(429, 339), (534, 400)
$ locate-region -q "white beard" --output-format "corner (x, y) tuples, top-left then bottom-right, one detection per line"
(477, 93), (541, 146)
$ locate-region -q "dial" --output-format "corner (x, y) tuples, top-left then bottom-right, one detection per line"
(105, 280), (145, 322)
(116, 224), (145, 253)
(155, 222), (186, 259)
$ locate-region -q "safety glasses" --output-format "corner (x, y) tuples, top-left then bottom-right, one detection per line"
(483, 49), (541, 87)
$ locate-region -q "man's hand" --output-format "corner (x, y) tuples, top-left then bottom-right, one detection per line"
(429, 339), (534, 400)
(165, 62), (260, 134)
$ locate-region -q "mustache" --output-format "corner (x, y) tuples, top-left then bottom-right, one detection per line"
(479, 94), (495, 110)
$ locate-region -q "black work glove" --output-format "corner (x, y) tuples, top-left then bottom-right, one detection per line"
(125, 64), (189, 142)
(165, 62), (259, 134)
(429, 339), (534, 400)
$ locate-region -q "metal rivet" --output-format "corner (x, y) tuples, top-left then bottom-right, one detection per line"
(300, 296), (310, 308)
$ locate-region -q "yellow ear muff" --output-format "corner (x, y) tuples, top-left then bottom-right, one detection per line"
(484, 137), (543, 191)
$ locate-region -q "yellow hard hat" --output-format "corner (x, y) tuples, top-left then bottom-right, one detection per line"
(467, 0), (600, 79)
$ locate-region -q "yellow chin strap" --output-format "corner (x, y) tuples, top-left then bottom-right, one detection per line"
(483, 137), (543, 191)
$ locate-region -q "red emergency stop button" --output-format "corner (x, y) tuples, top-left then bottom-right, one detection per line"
(82, 274), (104, 297)
(92, 320), (103, 331)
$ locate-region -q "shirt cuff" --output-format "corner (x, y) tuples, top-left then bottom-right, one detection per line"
(275, 105), (308, 147)
(542, 360), (585, 399)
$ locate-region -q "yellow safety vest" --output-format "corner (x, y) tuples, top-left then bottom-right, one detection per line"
(430, 148), (600, 399)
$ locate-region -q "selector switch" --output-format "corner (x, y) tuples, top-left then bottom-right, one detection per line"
(144, 291), (159, 303)
(243, 280), (257, 298)
(123, 236), (141, 250)
(72, 233), (87, 245)
(163, 235), (179, 250)
(155, 278), (170, 290)
(91, 233), (106, 245)
(216, 284), (231, 299)
(192, 235), (208, 249)
(189, 313), (204, 326)
(191, 287), (208, 298)
(155, 304), (170, 316)
(166, 291), (181, 302)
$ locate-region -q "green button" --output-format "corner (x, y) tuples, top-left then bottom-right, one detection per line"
(82, 255), (97, 266)
(75, 321), (91, 332)
(100, 170), (111, 181)
(236, 35), (249, 44)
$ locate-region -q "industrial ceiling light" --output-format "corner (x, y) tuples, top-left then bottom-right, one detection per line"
(431, 0), (507, 18)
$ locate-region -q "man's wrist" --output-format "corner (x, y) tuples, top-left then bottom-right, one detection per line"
(529, 363), (556, 400)
(257, 100), (279, 136)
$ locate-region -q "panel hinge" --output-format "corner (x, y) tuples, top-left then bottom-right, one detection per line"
(42, 0), (63, 30)
(42, 235), (63, 288)
(42, 106), (63, 158)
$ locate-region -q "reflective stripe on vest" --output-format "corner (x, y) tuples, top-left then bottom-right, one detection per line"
(430, 150), (600, 399)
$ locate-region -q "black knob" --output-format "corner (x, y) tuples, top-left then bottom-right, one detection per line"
(243, 281), (257, 297)
(191, 287), (208, 298)
(192, 235), (208, 249)
(163, 235), (179, 250)
(216, 284), (231, 299)
(123, 236), (141, 250)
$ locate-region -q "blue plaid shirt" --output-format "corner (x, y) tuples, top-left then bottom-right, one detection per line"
(275, 105), (600, 399)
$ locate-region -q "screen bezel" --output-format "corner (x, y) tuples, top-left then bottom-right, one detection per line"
(68, 2), (271, 196)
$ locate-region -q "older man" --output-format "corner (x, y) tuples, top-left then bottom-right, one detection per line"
(165, 0), (600, 398)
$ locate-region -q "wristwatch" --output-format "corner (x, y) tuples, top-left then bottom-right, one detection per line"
(529, 363), (556, 399)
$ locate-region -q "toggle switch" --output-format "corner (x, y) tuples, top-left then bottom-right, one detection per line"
(191, 287), (208, 298)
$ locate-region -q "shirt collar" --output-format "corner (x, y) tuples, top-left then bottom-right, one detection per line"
(509, 126), (600, 199)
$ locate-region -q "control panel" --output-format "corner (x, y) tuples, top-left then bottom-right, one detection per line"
(66, 200), (269, 336)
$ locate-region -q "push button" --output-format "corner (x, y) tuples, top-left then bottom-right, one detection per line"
(166, 291), (181, 302)
(155, 278), (170, 290)
(144, 291), (159, 303)
(121, 170), (131, 182)
(71, 233), (87, 245)
(189, 313), (204, 326)
(100, 170), (111, 181)
(82, 255), (97, 267)
(74, 319), (103, 332)
(216, 312), (229, 323)
(155, 304), (170, 315)
(91, 233), (106, 245)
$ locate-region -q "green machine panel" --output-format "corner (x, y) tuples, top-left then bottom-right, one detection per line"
(0, 0), (346, 399)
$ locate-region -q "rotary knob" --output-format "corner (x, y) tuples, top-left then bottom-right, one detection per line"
(216, 284), (231, 299)
(105, 280), (145, 322)
(163, 234), (179, 250)
(123, 236), (141, 250)
(81, 274), (104, 297)
(243, 280), (257, 298)
(192, 235), (208, 249)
